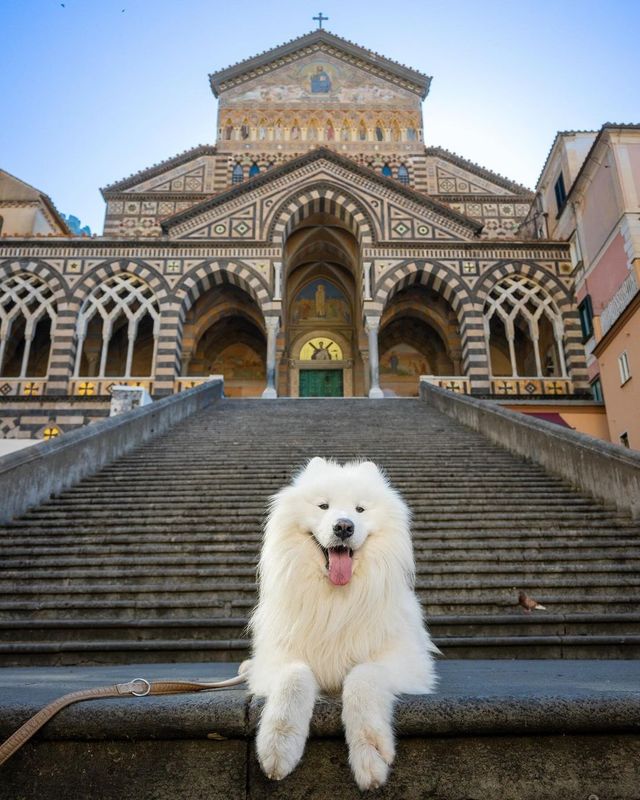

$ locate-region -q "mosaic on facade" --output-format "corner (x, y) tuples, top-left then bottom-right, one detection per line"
(290, 279), (351, 323)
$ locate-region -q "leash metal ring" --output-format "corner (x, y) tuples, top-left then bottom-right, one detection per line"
(130, 678), (151, 697)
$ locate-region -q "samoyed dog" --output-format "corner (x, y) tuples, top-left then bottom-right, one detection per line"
(245, 457), (437, 790)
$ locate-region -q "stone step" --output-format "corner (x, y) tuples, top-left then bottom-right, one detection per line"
(2, 550), (638, 568)
(1, 396), (637, 664)
(0, 562), (637, 585)
(1, 593), (635, 621)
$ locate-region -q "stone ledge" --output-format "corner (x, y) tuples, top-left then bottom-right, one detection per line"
(2, 661), (640, 800)
(1, 660), (639, 742)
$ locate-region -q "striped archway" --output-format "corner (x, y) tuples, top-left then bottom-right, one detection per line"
(374, 260), (486, 386)
(267, 182), (377, 247)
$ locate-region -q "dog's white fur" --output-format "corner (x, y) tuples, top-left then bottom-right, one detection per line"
(246, 457), (437, 790)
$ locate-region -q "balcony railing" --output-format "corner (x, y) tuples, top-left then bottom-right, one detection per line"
(69, 378), (155, 396)
(420, 376), (471, 394)
(489, 378), (573, 396)
(600, 271), (639, 336)
(0, 379), (48, 398)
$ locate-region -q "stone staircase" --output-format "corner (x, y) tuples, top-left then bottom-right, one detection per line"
(1, 398), (639, 665)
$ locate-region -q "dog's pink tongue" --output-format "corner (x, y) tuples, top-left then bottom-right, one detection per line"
(328, 548), (353, 586)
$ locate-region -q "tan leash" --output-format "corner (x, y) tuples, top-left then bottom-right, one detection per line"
(0, 673), (246, 768)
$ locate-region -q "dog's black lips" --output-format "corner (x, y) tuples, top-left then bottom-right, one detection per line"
(308, 534), (353, 567)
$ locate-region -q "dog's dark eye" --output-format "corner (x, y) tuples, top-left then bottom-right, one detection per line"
(356, 506), (365, 513)
(318, 503), (329, 510)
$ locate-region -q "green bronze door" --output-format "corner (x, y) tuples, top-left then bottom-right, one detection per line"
(299, 369), (343, 397)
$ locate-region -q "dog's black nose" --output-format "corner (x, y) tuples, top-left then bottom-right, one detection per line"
(333, 518), (354, 540)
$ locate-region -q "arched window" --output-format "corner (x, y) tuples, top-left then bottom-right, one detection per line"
(232, 163), (244, 184)
(375, 123), (385, 142)
(249, 163), (260, 177)
(397, 164), (409, 185)
(240, 120), (250, 140)
(340, 120), (351, 141)
(224, 120), (234, 140)
(381, 164), (392, 177)
(325, 120), (335, 141)
(406, 127), (417, 141)
(0, 273), (57, 378)
(258, 119), (267, 140)
(291, 120), (301, 141)
(75, 273), (160, 379)
(274, 119), (283, 141)
(390, 121), (401, 142)
(483, 275), (567, 378)
(358, 120), (367, 141)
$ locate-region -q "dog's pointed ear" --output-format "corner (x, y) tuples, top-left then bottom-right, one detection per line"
(293, 456), (327, 484)
(359, 460), (381, 476)
(306, 456), (327, 472)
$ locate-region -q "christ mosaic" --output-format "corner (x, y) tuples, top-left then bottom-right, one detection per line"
(221, 53), (418, 109)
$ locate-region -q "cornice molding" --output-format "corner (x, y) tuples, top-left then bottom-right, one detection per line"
(427, 146), (533, 195)
(101, 145), (217, 195)
(209, 30), (431, 99)
(161, 147), (481, 235)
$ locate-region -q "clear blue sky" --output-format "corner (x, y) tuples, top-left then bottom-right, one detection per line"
(1, 0), (638, 233)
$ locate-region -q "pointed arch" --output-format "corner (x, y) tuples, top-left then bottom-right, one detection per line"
(74, 273), (161, 379)
(0, 272), (58, 378)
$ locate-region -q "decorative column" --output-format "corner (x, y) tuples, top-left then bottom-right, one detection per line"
(365, 315), (384, 398)
(262, 316), (280, 399)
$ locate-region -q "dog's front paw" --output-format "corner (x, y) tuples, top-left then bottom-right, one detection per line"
(256, 716), (306, 781)
(349, 730), (393, 791)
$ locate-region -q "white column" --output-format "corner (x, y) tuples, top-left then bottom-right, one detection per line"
(506, 320), (518, 377)
(363, 261), (372, 301)
(273, 262), (283, 301)
(0, 334), (7, 376)
(124, 319), (137, 379)
(98, 320), (112, 378)
(20, 334), (33, 378)
(554, 319), (568, 377)
(262, 316), (280, 399)
(532, 337), (543, 377)
(365, 315), (384, 398)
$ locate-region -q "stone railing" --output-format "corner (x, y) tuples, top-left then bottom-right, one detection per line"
(420, 379), (640, 518)
(600, 270), (639, 336)
(420, 375), (471, 394)
(0, 378), (48, 398)
(0, 378), (224, 523)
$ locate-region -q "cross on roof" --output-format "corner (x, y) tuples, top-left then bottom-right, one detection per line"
(313, 12), (328, 29)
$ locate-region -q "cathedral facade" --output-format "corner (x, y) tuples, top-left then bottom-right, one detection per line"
(0, 30), (589, 438)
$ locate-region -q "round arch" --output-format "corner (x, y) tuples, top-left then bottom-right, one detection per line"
(175, 260), (270, 316)
(267, 182), (377, 247)
(374, 260), (471, 319)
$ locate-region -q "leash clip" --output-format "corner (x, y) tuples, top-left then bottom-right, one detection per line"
(117, 678), (151, 696)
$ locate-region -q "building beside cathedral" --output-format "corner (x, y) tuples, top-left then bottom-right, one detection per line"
(1, 28), (636, 445)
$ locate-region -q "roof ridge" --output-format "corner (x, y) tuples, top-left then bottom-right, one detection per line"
(101, 144), (217, 194)
(426, 146), (533, 194)
(0, 168), (71, 234)
(209, 29), (431, 98)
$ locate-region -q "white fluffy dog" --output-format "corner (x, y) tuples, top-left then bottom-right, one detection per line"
(245, 457), (437, 790)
